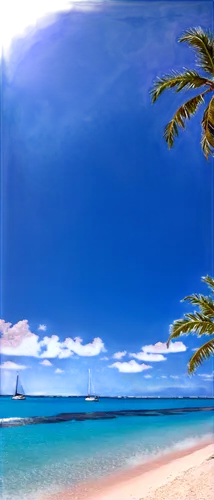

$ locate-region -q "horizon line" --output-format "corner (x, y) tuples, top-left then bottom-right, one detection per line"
(1, 394), (213, 398)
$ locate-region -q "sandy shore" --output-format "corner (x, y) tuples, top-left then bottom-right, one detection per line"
(91, 443), (214, 500)
(45, 440), (214, 500)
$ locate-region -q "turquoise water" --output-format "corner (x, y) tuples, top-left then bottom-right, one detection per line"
(1, 398), (214, 500)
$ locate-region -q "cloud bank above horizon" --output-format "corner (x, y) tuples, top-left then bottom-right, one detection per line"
(0, 319), (106, 358)
(109, 360), (152, 373)
(0, 320), (188, 363)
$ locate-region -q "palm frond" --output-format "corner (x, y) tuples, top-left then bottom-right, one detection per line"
(201, 97), (214, 159)
(168, 275), (214, 374)
(202, 275), (214, 293)
(179, 27), (214, 75)
(182, 293), (214, 318)
(188, 338), (214, 373)
(150, 70), (211, 103)
(167, 313), (214, 346)
(164, 94), (204, 148)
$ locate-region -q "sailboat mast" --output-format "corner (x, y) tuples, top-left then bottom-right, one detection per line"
(88, 369), (91, 396)
(15, 373), (19, 395)
(12, 371), (25, 400)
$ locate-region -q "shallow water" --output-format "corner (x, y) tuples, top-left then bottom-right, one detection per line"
(1, 397), (213, 499)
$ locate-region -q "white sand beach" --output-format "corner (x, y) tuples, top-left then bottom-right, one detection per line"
(90, 443), (214, 500)
(45, 440), (214, 500)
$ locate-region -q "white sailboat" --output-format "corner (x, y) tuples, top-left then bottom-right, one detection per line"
(12, 373), (26, 400)
(85, 369), (99, 402)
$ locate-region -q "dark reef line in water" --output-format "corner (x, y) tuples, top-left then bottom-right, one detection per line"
(1, 406), (214, 428)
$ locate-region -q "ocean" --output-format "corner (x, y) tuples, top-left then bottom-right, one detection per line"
(0, 397), (213, 499)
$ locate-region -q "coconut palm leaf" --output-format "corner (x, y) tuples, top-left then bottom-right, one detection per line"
(150, 70), (211, 103)
(164, 94), (204, 148)
(168, 276), (214, 373)
(201, 97), (214, 158)
(188, 338), (214, 373)
(182, 294), (214, 318)
(151, 27), (214, 159)
(167, 313), (214, 346)
(179, 27), (214, 75)
(202, 275), (214, 292)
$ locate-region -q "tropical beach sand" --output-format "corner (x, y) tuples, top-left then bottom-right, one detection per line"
(45, 441), (214, 500)
(143, 457), (214, 500)
(88, 443), (214, 500)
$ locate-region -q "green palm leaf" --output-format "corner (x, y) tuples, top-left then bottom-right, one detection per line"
(167, 313), (214, 346)
(182, 294), (214, 317)
(151, 70), (210, 103)
(188, 339), (214, 373)
(164, 94), (204, 148)
(202, 275), (214, 292)
(179, 27), (214, 75)
(201, 97), (214, 158)
(151, 27), (214, 159)
(168, 276), (214, 374)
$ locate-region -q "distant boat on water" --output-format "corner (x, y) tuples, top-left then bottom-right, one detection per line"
(85, 369), (99, 402)
(12, 373), (26, 400)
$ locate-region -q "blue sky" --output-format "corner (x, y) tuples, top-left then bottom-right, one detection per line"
(1, 0), (214, 396)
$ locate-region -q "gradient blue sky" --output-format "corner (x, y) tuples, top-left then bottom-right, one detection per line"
(1, 0), (214, 396)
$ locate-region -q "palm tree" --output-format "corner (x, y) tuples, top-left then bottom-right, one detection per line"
(167, 276), (214, 374)
(151, 28), (214, 159)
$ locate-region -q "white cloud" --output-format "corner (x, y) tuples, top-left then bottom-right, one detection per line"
(127, 341), (186, 365)
(0, 361), (28, 370)
(38, 324), (47, 331)
(0, 320), (41, 357)
(101, 356), (109, 361)
(198, 372), (214, 380)
(41, 335), (62, 358)
(40, 335), (72, 359)
(192, 348), (198, 352)
(142, 341), (187, 354)
(144, 374), (152, 379)
(161, 375), (167, 379)
(64, 336), (106, 357)
(0, 319), (106, 359)
(59, 349), (73, 358)
(40, 359), (52, 366)
(170, 375), (180, 379)
(109, 360), (152, 373)
(130, 351), (166, 362)
(113, 351), (127, 360)
(55, 368), (64, 374)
